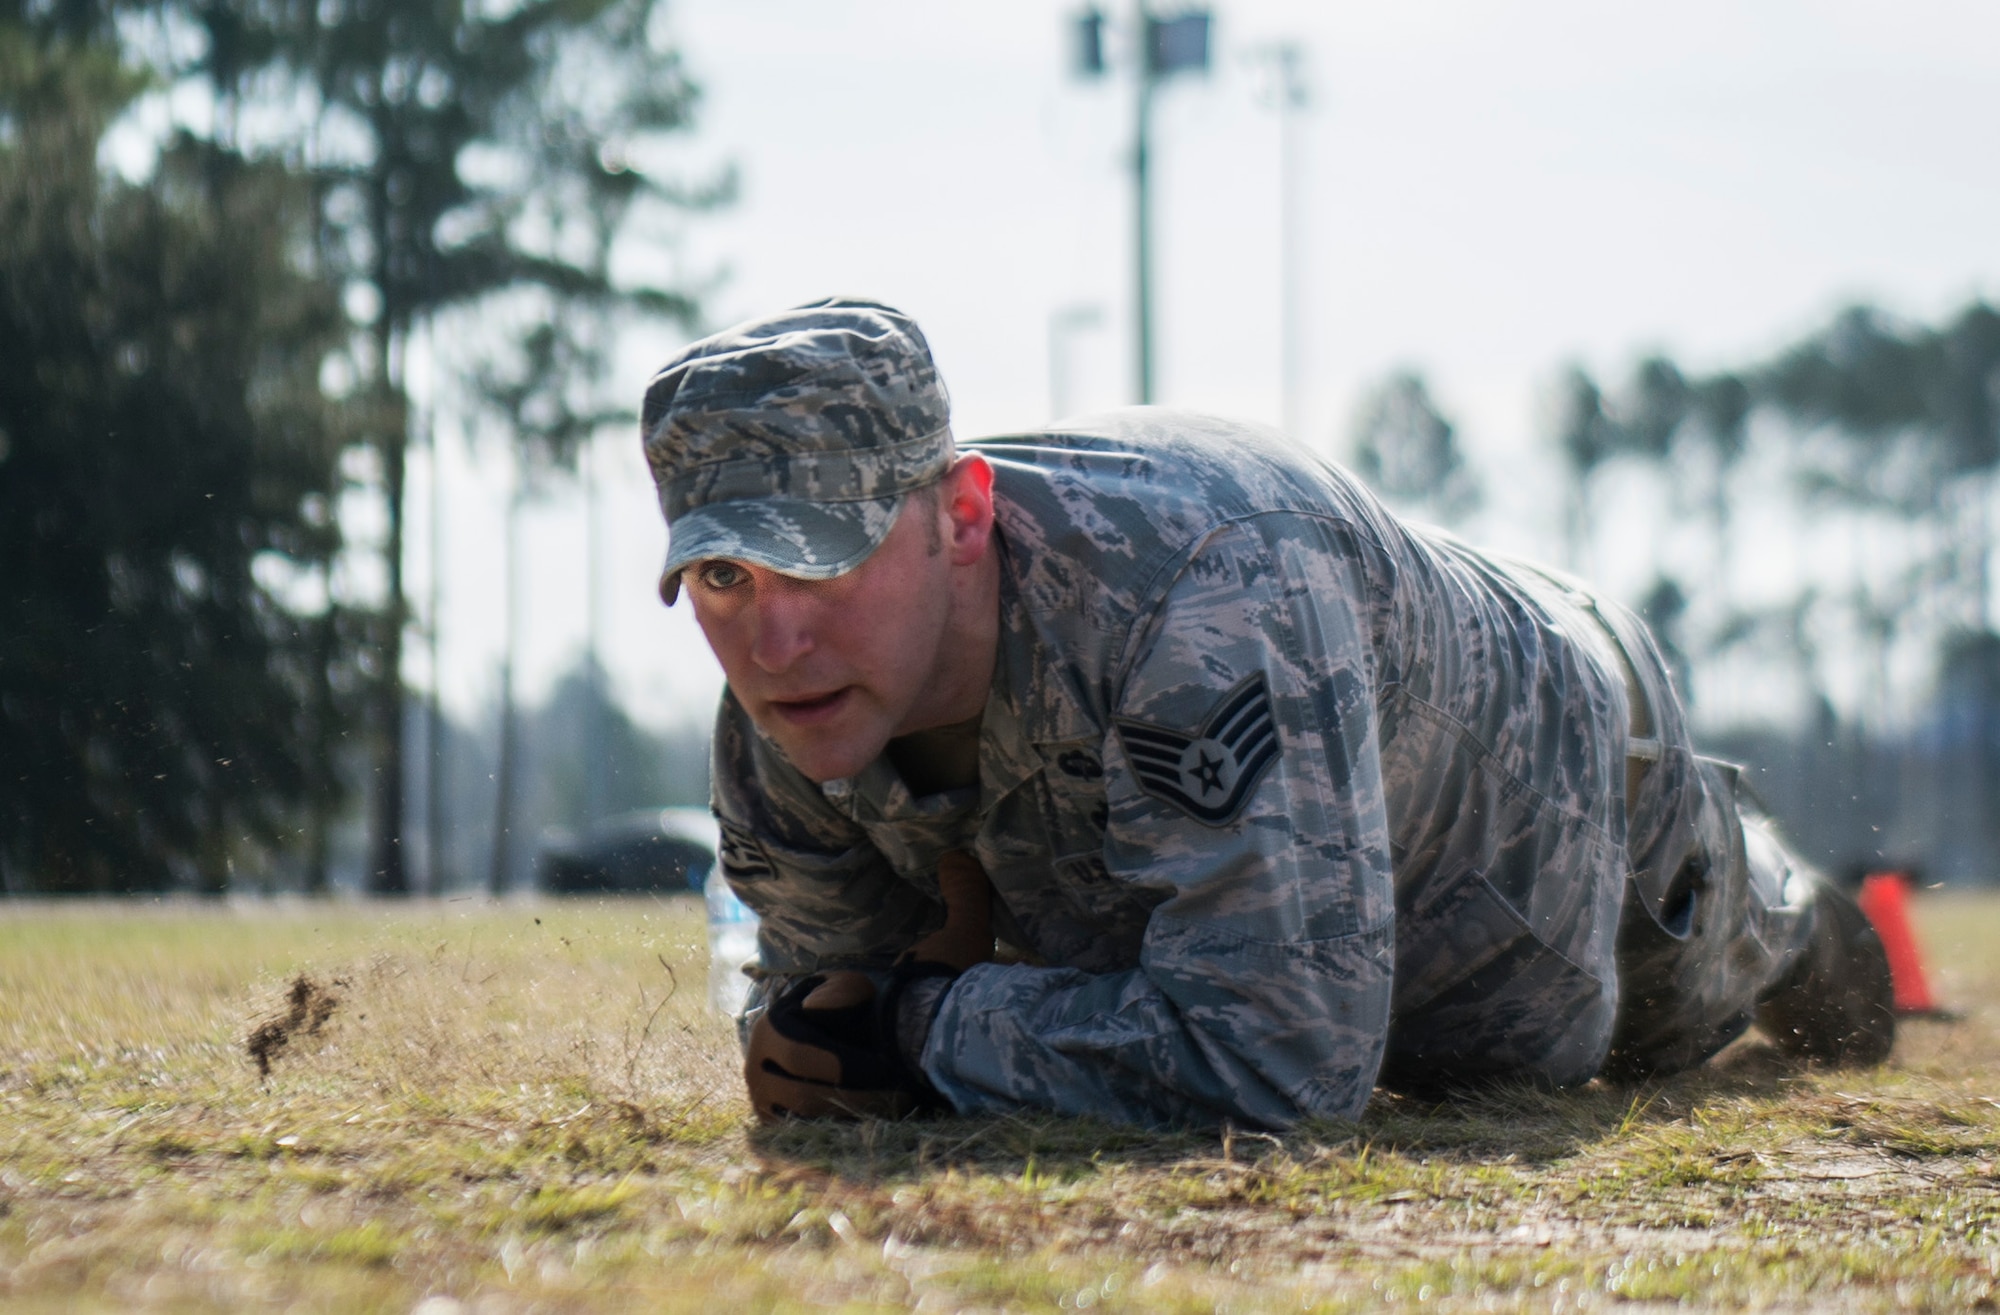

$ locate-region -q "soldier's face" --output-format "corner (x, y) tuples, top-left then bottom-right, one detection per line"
(684, 467), (994, 783)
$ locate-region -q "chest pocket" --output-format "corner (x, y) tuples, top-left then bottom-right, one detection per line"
(1041, 742), (1111, 861)
(1033, 745), (1165, 970)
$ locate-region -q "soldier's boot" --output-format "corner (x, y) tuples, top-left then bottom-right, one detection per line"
(1754, 880), (1896, 1067)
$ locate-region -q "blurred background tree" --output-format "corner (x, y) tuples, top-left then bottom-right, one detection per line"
(1345, 297), (2000, 882)
(150, 0), (729, 893)
(0, 12), (356, 894)
(1349, 369), (1481, 527)
(1540, 300), (2000, 882)
(0, 0), (725, 896)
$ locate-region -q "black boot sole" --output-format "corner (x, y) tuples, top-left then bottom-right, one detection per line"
(1755, 883), (1896, 1067)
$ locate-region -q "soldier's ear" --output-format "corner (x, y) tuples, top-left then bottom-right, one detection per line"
(942, 455), (995, 566)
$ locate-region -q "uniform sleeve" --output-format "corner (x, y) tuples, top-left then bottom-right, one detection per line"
(709, 690), (935, 974)
(920, 514), (1398, 1128)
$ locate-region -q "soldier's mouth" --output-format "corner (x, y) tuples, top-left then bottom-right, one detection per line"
(768, 688), (852, 725)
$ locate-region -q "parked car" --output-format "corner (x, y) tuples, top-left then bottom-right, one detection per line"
(536, 807), (718, 895)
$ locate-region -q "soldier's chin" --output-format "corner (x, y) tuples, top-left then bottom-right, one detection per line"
(769, 724), (884, 785)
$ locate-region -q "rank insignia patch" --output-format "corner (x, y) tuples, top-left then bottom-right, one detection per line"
(1114, 672), (1280, 825)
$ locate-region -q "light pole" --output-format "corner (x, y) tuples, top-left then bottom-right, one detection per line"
(1133, 21), (1155, 404)
(583, 430), (608, 831)
(424, 402), (447, 895)
(1256, 42), (1309, 438)
(1049, 303), (1105, 421)
(489, 471), (524, 898)
(1074, 6), (1211, 406)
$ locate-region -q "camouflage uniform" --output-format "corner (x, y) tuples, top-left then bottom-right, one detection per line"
(709, 406), (1820, 1129)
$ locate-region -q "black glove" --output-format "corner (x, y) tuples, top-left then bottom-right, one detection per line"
(743, 848), (995, 1123)
(743, 962), (955, 1122)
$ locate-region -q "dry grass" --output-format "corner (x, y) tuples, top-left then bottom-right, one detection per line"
(2, 891), (1997, 1312)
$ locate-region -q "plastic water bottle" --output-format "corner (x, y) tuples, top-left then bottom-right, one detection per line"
(703, 864), (760, 1016)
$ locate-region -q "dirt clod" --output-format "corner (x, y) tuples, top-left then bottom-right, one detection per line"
(245, 973), (342, 1077)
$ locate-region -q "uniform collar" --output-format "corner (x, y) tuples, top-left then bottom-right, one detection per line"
(975, 533), (1096, 806)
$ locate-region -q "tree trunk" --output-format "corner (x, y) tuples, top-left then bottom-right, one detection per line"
(362, 78), (409, 898)
(303, 593), (334, 896)
(489, 485), (525, 897)
(367, 321), (410, 896)
(426, 409), (448, 895)
(489, 657), (517, 897)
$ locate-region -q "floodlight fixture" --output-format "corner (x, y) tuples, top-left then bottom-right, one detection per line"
(1060, 4), (1215, 405)
(1074, 8), (1107, 77)
(1146, 11), (1211, 77)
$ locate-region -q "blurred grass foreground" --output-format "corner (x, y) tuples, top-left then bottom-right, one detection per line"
(2, 894), (1998, 1312)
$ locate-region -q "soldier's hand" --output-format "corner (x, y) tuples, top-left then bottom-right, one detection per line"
(744, 971), (919, 1122)
(903, 849), (994, 971)
(743, 851), (994, 1123)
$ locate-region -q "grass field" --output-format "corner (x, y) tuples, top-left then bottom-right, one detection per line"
(2, 892), (1996, 1313)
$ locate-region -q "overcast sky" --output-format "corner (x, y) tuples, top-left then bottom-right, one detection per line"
(410, 0), (2000, 731)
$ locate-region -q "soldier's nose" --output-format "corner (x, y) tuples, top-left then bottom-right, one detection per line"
(747, 591), (816, 673)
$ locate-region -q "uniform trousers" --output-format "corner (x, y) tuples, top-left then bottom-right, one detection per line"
(1377, 569), (1818, 1094)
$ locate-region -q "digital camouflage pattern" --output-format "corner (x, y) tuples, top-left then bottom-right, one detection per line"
(711, 408), (1819, 1129)
(641, 298), (955, 603)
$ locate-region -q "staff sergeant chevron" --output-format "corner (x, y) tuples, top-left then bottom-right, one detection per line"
(1114, 672), (1281, 826)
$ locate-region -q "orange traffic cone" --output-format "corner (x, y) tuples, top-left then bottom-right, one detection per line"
(1856, 872), (1939, 1016)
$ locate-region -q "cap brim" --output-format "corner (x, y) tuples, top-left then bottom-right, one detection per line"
(659, 493), (904, 604)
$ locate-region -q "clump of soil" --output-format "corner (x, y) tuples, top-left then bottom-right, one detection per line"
(246, 973), (342, 1077)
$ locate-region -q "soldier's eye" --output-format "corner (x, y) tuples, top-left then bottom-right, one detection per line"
(696, 560), (749, 591)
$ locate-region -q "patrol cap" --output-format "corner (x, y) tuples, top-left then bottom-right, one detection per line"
(640, 297), (954, 604)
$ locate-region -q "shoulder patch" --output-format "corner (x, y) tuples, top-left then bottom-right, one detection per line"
(1114, 672), (1280, 826)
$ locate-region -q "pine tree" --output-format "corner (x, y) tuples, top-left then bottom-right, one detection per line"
(164, 0), (726, 893)
(0, 18), (356, 893)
